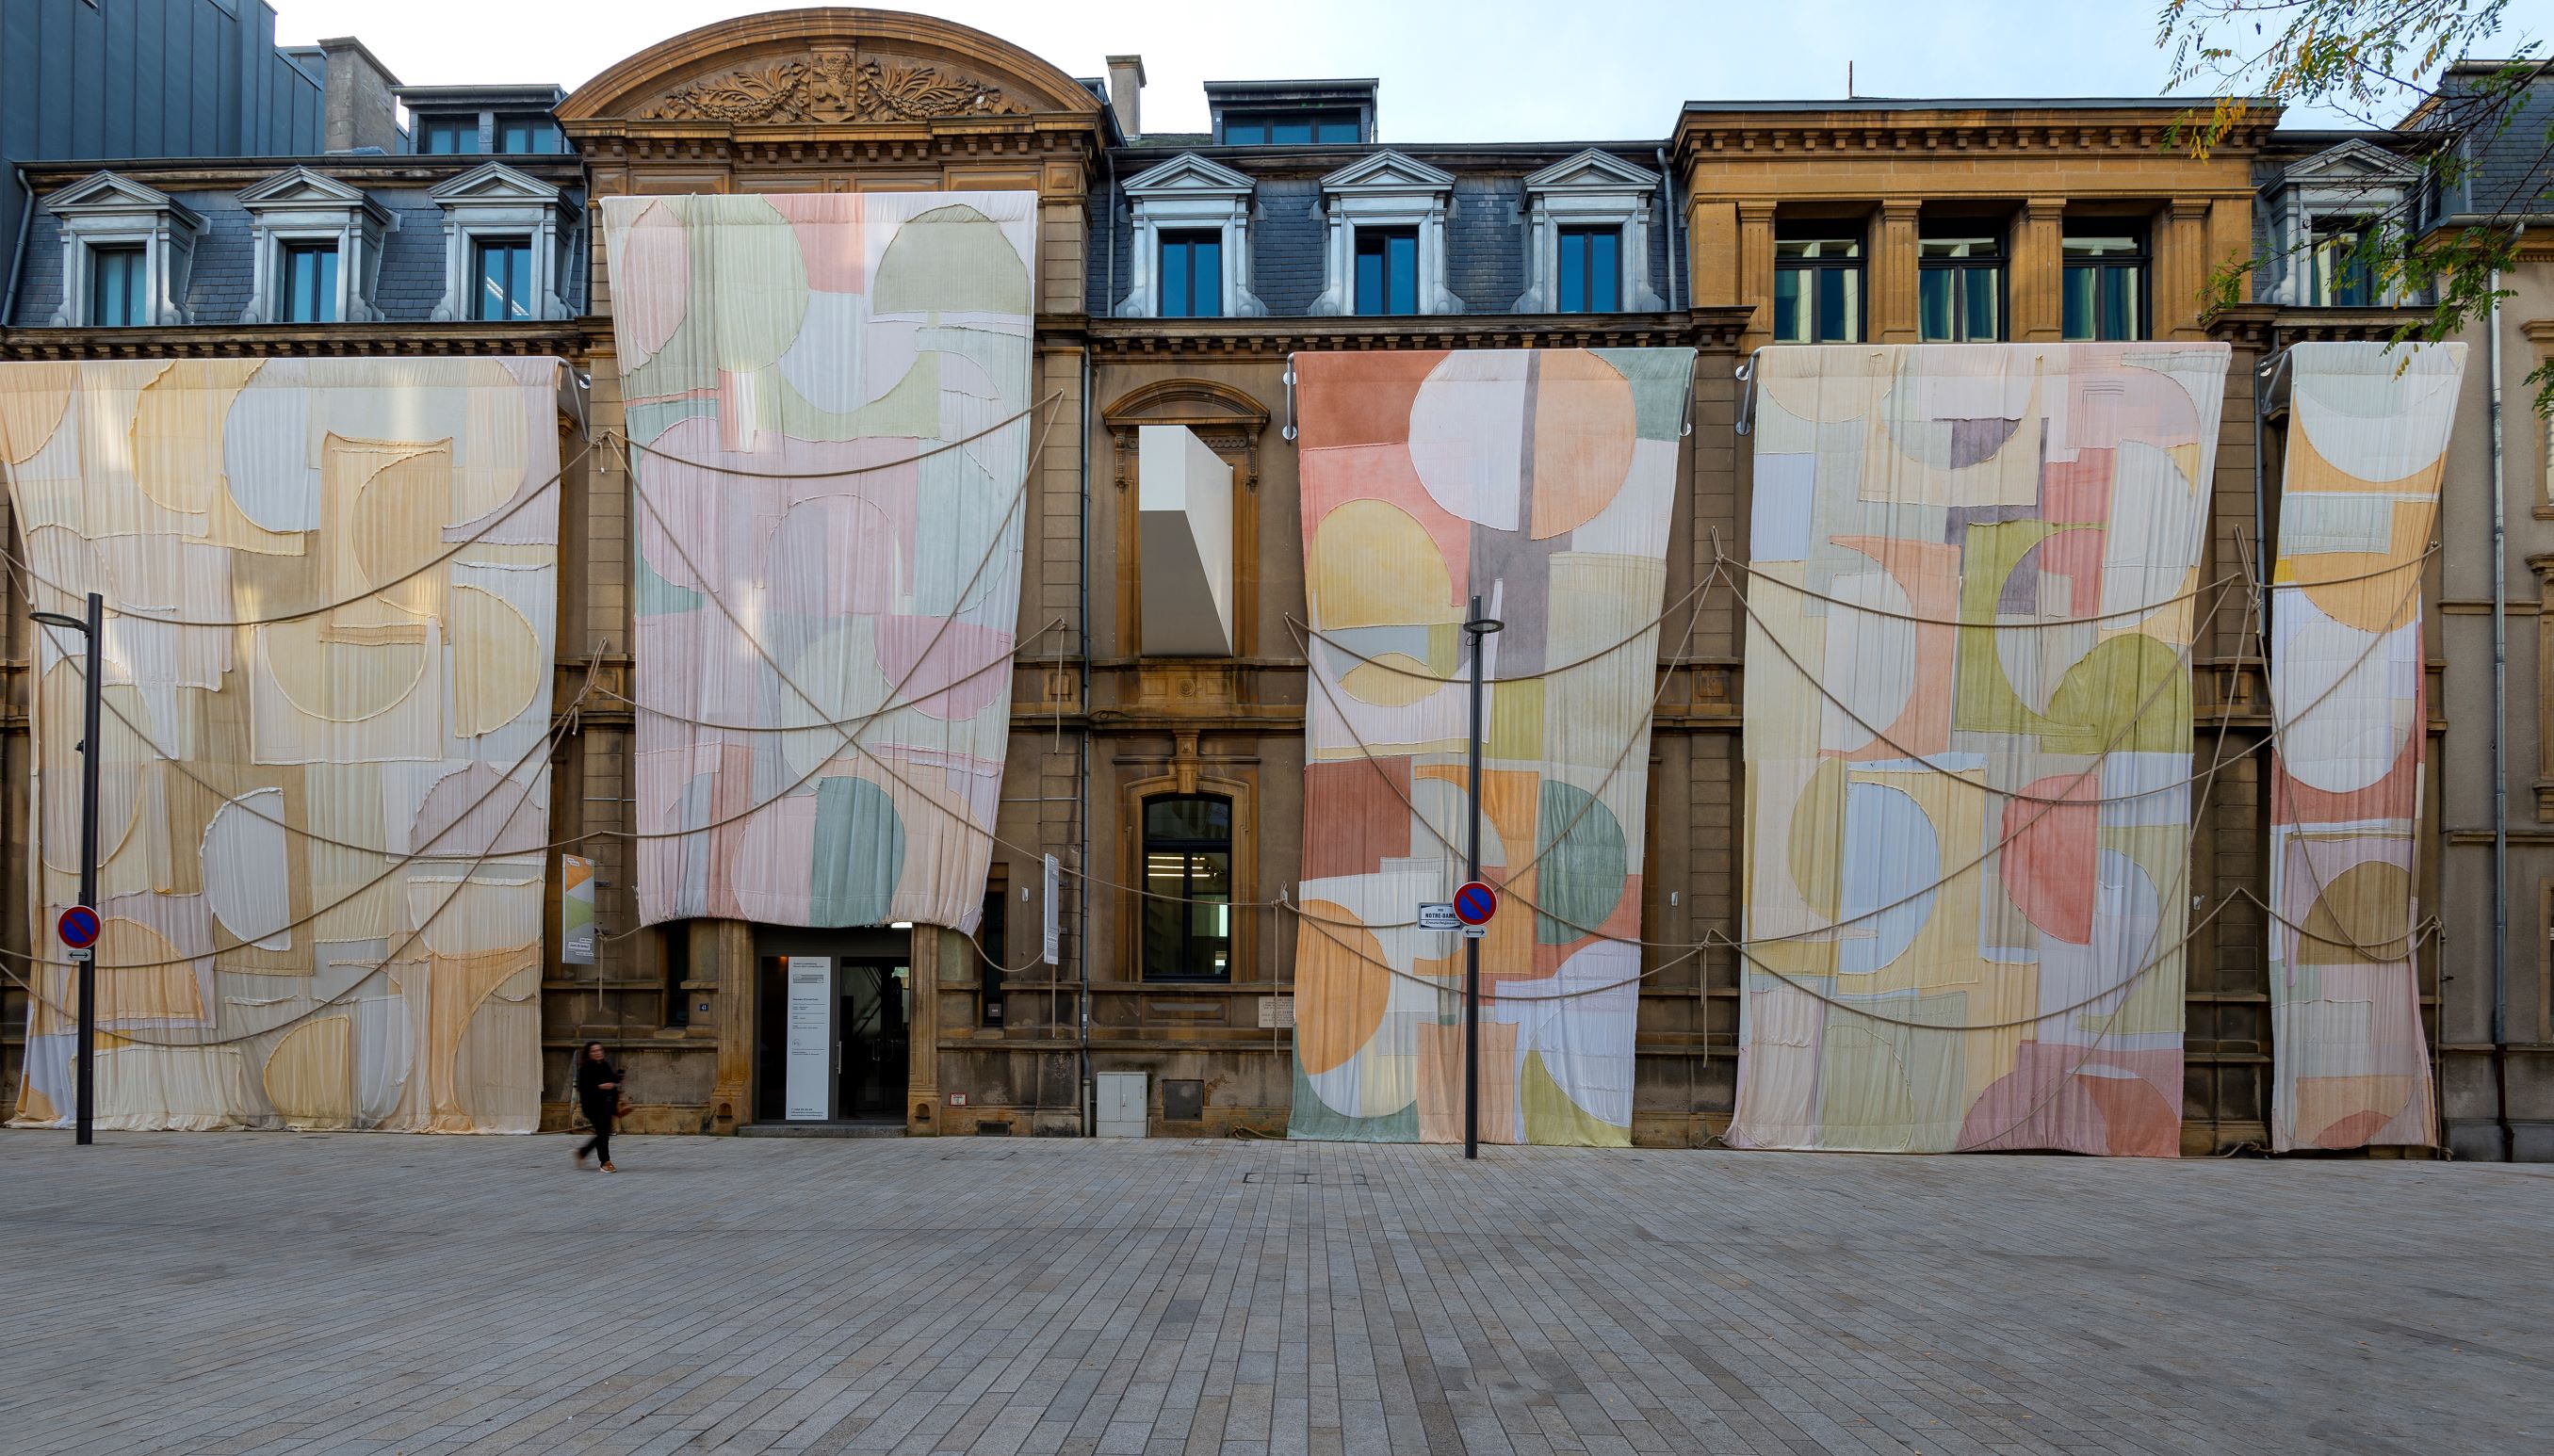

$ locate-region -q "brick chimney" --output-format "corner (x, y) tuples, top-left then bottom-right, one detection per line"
(317, 37), (402, 154)
(1106, 55), (1146, 139)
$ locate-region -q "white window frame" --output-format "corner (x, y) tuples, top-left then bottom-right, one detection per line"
(42, 171), (202, 328)
(1116, 153), (1264, 320)
(1310, 151), (1462, 317)
(2261, 139), (2421, 307)
(427, 162), (573, 324)
(1512, 149), (1666, 314)
(238, 167), (390, 325)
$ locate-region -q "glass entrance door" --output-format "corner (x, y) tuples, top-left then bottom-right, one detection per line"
(836, 961), (910, 1117)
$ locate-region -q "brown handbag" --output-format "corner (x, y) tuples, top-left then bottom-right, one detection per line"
(614, 1092), (635, 1119)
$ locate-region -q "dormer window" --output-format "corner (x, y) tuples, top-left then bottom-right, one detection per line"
(1206, 79), (1375, 147)
(420, 116), (479, 154)
(429, 162), (573, 324)
(396, 84), (569, 159)
(42, 171), (202, 328)
(237, 167), (388, 325)
(1116, 153), (1264, 320)
(1220, 111), (1359, 145)
(1311, 151), (1460, 317)
(2262, 138), (2421, 307)
(89, 246), (147, 327)
(1513, 150), (1665, 315)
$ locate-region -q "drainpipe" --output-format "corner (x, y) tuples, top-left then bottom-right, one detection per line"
(1078, 335), (1096, 1137)
(1654, 146), (1683, 313)
(1103, 149), (1118, 322)
(2488, 245), (2515, 1159)
(6, 167), (34, 327)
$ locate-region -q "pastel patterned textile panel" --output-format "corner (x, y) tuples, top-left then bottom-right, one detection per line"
(2267, 340), (2465, 1152)
(1287, 348), (1697, 1146)
(598, 193), (1037, 931)
(1732, 343), (2231, 1157)
(0, 358), (564, 1133)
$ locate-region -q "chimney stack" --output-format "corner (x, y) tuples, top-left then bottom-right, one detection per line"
(1106, 55), (1146, 139)
(316, 37), (402, 154)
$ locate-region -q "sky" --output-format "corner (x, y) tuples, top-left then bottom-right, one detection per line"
(272, 0), (2542, 138)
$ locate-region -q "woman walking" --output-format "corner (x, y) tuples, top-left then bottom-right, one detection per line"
(573, 1042), (625, 1172)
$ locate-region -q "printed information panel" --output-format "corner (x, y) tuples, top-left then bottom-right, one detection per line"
(785, 957), (834, 1122)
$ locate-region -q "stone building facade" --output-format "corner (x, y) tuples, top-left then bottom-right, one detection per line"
(3, 8), (2547, 1157)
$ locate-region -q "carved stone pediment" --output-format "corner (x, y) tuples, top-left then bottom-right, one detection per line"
(640, 46), (1027, 124)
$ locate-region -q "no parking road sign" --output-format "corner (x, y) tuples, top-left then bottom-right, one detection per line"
(1453, 881), (1497, 938)
(57, 904), (100, 963)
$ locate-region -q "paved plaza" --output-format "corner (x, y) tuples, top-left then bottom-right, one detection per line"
(0, 1133), (2546, 1455)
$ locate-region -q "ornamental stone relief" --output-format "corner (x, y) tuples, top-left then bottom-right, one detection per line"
(639, 48), (1027, 123)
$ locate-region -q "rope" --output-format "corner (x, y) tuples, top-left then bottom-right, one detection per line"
(613, 396), (1056, 850)
(0, 656), (605, 1046)
(1, 438), (594, 629)
(610, 396), (1042, 480)
(1284, 574), (1713, 685)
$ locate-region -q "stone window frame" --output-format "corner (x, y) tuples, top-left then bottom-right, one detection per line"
(427, 161), (575, 323)
(2260, 139), (2423, 308)
(1512, 149), (1666, 314)
(1101, 379), (1270, 658)
(1116, 737), (1260, 989)
(1309, 150), (1463, 317)
(1116, 152), (1265, 320)
(42, 171), (203, 328)
(237, 167), (391, 325)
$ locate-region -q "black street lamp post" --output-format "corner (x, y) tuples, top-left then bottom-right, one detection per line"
(1461, 596), (1503, 1162)
(33, 592), (104, 1147)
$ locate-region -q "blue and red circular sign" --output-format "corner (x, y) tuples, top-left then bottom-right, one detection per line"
(1453, 881), (1498, 927)
(57, 904), (101, 951)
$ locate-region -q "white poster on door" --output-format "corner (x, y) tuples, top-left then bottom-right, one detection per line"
(785, 956), (833, 1121)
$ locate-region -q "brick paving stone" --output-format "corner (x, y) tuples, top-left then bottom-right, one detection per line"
(0, 1135), (2547, 1454)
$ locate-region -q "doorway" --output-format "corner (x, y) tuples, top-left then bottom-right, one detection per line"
(751, 926), (914, 1125)
(835, 960), (910, 1118)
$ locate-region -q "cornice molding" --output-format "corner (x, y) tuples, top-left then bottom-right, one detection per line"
(1085, 309), (1751, 359)
(577, 127), (1094, 170)
(0, 321), (595, 362)
(1674, 113), (2279, 162)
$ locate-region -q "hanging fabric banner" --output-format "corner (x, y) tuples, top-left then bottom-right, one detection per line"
(1287, 347), (1697, 1145)
(1, 358), (564, 1132)
(598, 192), (1038, 931)
(1732, 342), (2229, 1156)
(2266, 339), (2464, 1151)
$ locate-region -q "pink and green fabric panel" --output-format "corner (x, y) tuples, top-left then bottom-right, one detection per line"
(598, 192), (1038, 933)
(0, 358), (565, 1132)
(1732, 343), (2230, 1156)
(2266, 340), (2465, 1151)
(1286, 347), (1697, 1146)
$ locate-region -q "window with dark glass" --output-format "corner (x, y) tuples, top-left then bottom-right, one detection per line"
(1142, 796), (1231, 981)
(89, 245), (145, 327)
(1556, 225), (1620, 314)
(495, 116), (553, 154)
(282, 243), (339, 323)
(2309, 220), (2373, 306)
(979, 878), (1008, 1027)
(1354, 227), (1419, 315)
(1219, 110), (1359, 145)
(420, 116), (478, 154)
(2062, 228), (2147, 340)
(1918, 223), (2005, 342)
(1158, 230), (1223, 318)
(662, 927), (690, 1027)
(473, 237), (534, 321)
(1773, 222), (1863, 342)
